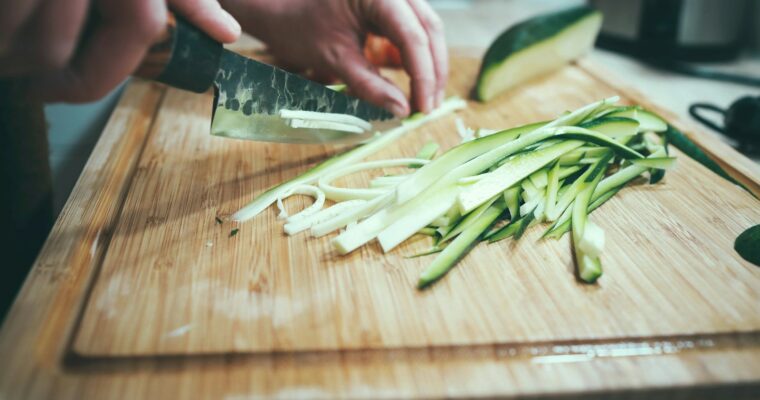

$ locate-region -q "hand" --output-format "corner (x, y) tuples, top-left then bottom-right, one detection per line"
(223, 0), (448, 117)
(0, 0), (241, 102)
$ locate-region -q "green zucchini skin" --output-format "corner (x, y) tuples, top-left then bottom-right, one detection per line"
(476, 6), (602, 101)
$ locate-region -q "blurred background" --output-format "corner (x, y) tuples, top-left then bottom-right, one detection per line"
(47, 0), (760, 218)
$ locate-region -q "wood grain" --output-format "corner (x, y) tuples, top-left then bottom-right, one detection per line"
(1, 54), (759, 399)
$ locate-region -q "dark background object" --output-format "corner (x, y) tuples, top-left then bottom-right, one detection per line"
(690, 96), (760, 150)
(0, 79), (54, 322)
(589, 0), (750, 62)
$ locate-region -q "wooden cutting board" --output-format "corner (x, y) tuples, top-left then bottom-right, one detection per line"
(2, 52), (759, 399)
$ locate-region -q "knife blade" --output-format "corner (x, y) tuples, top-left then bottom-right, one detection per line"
(135, 13), (396, 144)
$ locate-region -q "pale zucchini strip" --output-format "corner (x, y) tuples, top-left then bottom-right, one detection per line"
(288, 118), (365, 134)
(276, 185), (325, 221)
(318, 158), (428, 201)
(572, 168), (605, 283)
(279, 109), (373, 131)
(310, 193), (393, 237)
(284, 200), (366, 235)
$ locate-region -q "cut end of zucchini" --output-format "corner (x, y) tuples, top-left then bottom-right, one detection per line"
(578, 255), (602, 283)
(476, 6), (602, 101)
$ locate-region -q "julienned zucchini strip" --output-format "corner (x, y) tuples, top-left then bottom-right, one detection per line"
(231, 97), (467, 222)
(232, 96), (677, 289)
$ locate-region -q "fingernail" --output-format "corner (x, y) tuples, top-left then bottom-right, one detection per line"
(425, 95), (434, 112)
(222, 10), (242, 40)
(386, 99), (408, 118)
(436, 89), (445, 106)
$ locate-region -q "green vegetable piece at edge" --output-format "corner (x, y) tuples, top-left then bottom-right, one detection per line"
(735, 225), (760, 266)
(476, 6), (602, 101)
(418, 202), (506, 289)
(665, 125), (754, 197)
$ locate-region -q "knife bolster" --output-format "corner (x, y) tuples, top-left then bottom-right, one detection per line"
(135, 13), (223, 93)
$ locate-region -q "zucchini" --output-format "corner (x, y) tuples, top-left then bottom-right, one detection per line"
(458, 140), (584, 214)
(232, 96), (681, 289)
(542, 186), (622, 240)
(580, 117), (639, 138)
(487, 208), (536, 243)
(572, 161), (607, 283)
(735, 225), (760, 266)
(475, 6), (602, 101)
(418, 202), (506, 288)
(664, 125), (752, 195)
(604, 107), (667, 132)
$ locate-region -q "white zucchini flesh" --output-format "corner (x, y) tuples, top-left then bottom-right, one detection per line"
(310, 193), (393, 237)
(440, 196), (499, 243)
(287, 118), (365, 134)
(377, 186), (461, 252)
(455, 117), (475, 142)
(578, 220), (605, 257)
(334, 183), (459, 254)
(417, 202), (506, 288)
(275, 185), (325, 221)
(458, 175), (487, 185)
(231, 97), (466, 222)
(572, 172), (604, 282)
(279, 109), (373, 131)
(284, 200), (366, 235)
(317, 158), (429, 201)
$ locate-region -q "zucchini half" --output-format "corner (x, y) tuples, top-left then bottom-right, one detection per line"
(475, 6), (602, 101)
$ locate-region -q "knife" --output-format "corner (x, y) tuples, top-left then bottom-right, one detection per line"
(135, 12), (396, 144)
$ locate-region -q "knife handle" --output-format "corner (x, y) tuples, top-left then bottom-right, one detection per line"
(134, 12), (223, 93)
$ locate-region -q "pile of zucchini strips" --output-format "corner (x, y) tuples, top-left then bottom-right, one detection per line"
(232, 96), (675, 289)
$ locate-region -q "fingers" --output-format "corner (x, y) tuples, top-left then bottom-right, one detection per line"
(29, 0), (168, 102)
(407, 0), (448, 106)
(322, 43), (410, 117)
(170, 0), (241, 44)
(0, 0), (44, 52)
(367, 0), (436, 113)
(0, 0), (88, 76)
